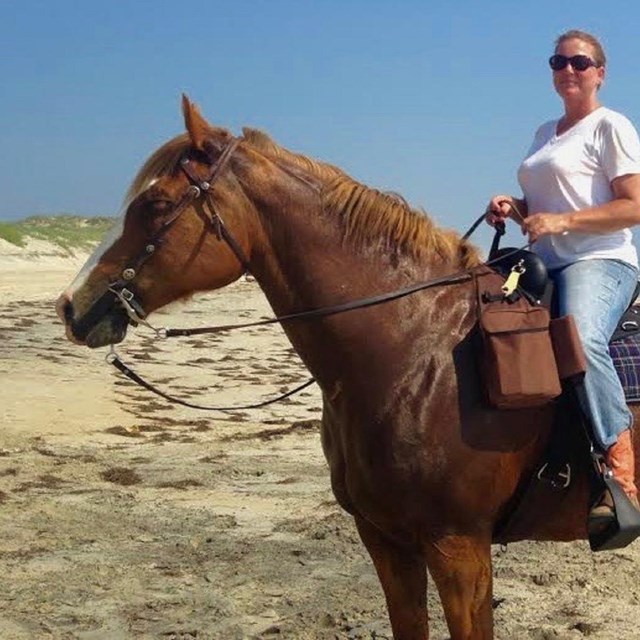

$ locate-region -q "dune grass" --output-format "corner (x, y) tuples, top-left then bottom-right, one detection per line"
(0, 222), (25, 247)
(0, 215), (115, 253)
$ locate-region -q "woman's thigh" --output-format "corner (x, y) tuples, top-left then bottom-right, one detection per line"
(552, 259), (638, 341)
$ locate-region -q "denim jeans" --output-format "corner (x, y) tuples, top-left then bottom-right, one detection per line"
(551, 259), (639, 450)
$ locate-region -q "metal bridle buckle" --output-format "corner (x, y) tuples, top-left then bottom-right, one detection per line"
(109, 286), (147, 326)
(108, 286), (166, 338)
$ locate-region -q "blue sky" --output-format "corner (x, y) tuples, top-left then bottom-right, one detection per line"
(2, 1), (640, 251)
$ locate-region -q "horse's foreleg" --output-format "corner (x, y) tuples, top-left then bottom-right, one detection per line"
(424, 534), (493, 640)
(354, 515), (429, 640)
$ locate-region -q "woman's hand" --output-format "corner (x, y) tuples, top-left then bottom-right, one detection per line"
(522, 213), (570, 242)
(486, 195), (522, 227)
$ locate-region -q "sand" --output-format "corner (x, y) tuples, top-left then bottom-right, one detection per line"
(1, 253), (640, 639)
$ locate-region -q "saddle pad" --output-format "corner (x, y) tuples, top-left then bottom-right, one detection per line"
(610, 333), (640, 403)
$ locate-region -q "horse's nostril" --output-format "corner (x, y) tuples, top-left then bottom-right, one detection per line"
(63, 300), (73, 323)
(56, 295), (74, 324)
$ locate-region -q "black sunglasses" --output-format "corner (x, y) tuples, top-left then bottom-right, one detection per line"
(548, 54), (600, 72)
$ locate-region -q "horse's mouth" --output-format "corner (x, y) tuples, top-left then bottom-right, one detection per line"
(76, 310), (130, 349)
(59, 287), (133, 349)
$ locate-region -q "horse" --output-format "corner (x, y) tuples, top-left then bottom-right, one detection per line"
(56, 96), (640, 639)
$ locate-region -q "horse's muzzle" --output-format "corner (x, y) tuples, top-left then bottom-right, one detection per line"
(84, 311), (129, 348)
(57, 290), (130, 348)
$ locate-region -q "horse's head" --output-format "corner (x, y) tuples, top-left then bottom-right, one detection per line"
(57, 96), (252, 348)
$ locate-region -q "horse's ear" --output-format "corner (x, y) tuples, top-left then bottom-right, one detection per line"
(182, 94), (210, 151)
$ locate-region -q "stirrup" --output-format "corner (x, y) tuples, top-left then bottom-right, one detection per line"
(588, 490), (615, 535)
(588, 473), (640, 551)
(588, 491), (614, 520)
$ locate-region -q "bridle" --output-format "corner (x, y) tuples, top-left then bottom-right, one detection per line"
(72, 137), (247, 341)
(120, 137), (247, 329)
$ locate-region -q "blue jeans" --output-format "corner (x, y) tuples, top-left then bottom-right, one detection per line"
(551, 259), (639, 450)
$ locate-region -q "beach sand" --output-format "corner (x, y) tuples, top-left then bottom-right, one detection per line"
(1, 254), (640, 639)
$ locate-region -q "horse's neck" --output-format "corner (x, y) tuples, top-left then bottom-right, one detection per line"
(250, 203), (426, 314)
(245, 194), (474, 390)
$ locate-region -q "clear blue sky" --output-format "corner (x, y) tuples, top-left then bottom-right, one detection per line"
(3, 0), (640, 251)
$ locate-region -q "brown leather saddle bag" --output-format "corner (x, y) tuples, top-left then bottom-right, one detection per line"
(477, 269), (562, 409)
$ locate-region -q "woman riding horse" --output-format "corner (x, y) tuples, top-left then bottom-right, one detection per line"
(57, 94), (640, 639)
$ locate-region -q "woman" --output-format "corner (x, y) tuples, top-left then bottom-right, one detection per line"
(487, 30), (640, 525)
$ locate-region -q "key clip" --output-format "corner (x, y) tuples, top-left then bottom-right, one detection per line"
(501, 260), (526, 296)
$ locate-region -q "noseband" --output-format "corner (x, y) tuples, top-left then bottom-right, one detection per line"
(72, 138), (248, 341)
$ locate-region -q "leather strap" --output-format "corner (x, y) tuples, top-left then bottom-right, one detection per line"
(108, 352), (316, 411)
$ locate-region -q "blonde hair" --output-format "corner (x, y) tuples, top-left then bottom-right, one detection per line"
(555, 29), (606, 67)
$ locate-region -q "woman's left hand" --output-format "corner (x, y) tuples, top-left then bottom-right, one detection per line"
(522, 213), (569, 242)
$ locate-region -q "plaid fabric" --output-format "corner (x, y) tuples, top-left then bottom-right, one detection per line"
(610, 332), (640, 403)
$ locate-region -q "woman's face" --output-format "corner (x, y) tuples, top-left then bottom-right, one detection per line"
(552, 38), (605, 104)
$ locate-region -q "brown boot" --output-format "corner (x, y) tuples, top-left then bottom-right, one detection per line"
(589, 430), (640, 526)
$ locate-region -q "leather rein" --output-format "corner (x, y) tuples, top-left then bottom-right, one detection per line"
(100, 136), (520, 411)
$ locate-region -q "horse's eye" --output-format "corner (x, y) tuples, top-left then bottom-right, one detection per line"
(148, 199), (174, 217)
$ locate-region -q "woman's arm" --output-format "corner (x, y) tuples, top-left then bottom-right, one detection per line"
(523, 174), (640, 241)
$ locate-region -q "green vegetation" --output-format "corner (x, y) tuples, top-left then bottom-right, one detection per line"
(0, 215), (116, 253)
(0, 221), (26, 247)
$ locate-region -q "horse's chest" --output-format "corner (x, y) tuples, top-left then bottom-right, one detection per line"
(321, 413), (449, 516)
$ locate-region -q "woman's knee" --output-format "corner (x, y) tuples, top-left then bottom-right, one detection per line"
(580, 332), (611, 363)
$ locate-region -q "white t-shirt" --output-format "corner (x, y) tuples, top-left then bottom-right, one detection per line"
(517, 106), (640, 270)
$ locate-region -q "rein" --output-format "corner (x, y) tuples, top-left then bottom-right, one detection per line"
(107, 349), (316, 411)
(140, 212), (526, 340)
(102, 138), (530, 411)
(106, 267), (475, 412)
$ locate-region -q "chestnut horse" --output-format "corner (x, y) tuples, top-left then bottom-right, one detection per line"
(56, 97), (640, 639)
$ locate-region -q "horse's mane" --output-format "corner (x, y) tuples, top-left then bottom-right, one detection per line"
(323, 179), (480, 268)
(125, 128), (480, 269)
(242, 128), (346, 182)
(242, 128), (480, 268)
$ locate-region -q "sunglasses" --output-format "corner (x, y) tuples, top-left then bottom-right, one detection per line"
(548, 54), (600, 72)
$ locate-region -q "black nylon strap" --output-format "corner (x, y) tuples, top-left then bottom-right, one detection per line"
(489, 222), (506, 260)
(461, 211), (487, 241)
